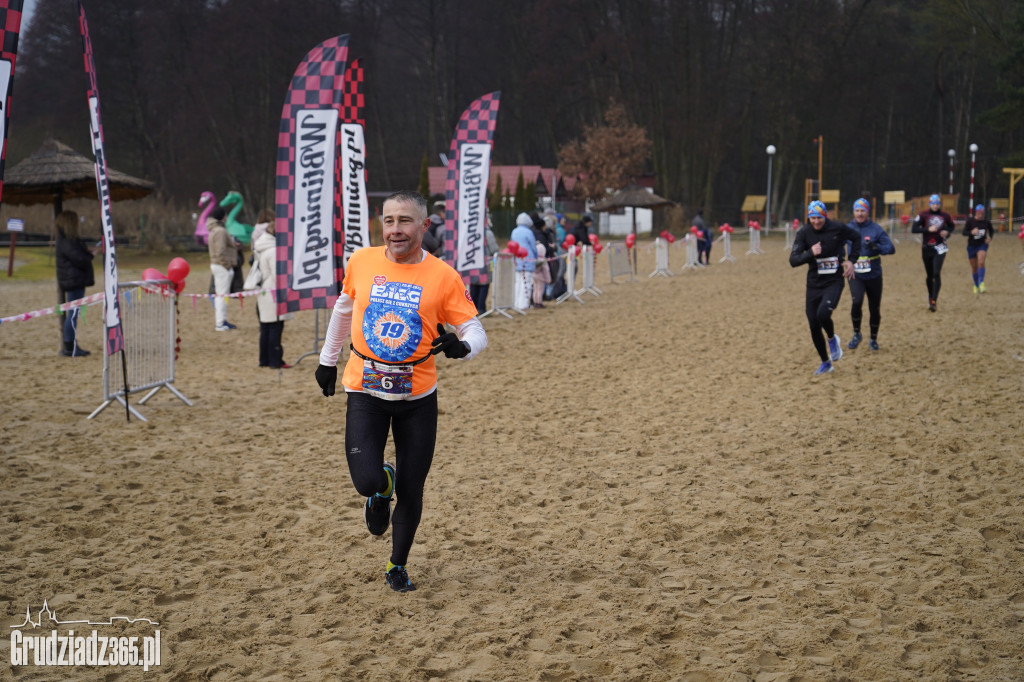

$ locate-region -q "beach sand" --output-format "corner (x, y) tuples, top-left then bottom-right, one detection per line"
(2, 233), (1022, 680)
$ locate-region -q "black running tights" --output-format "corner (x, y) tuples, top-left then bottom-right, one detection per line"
(345, 390), (437, 567)
(805, 280), (844, 362)
(849, 276), (883, 339)
(922, 248), (946, 301)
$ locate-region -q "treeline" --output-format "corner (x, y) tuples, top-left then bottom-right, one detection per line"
(11, 0), (1024, 223)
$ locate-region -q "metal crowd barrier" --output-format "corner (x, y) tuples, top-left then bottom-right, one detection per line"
(88, 280), (192, 422)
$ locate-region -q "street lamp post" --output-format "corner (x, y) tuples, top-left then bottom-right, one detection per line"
(948, 148), (956, 195)
(766, 145), (776, 233)
(969, 143), (978, 210)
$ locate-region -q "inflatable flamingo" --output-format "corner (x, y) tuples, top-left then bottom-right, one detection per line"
(194, 191), (217, 246)
(219, 191), (254, 244)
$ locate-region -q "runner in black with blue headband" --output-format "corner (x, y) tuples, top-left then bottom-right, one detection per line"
(790, 200), (860, 376)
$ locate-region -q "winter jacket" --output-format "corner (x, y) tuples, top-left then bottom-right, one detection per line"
(56, 232), (95, 291)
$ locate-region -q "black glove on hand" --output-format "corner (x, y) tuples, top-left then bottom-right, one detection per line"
(315, 364), (337, 396)
(430, 323), (469, 359)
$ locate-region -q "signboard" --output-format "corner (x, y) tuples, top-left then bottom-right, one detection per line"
(741, 195), (765, 212)
(883, 191), (905, 204)
(820, 189), (840, 203)
(6, 217), (22, 231)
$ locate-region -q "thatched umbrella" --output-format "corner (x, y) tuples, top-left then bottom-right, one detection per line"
(591, 181), (675, 274)
(3, 137), (154, 214)
(3, 137), (155, 344)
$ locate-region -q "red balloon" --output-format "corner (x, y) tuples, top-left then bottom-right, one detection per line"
(901, 215), (910, 224)
(697, 230), (705, 238)
(792, 219), (800, 228)
(174, 279), (186, 294)
(594, 243), (604, 254)
(689, 226), (698, 234)
(564, 234), (576, 246)
(574, 244), (582, 256)
(588, 233), (599, 245)
(167, 257), (190, 283)
(517, 245), (529, 258)
(506, 240), (520, 254)
(142, 268), (165, 281)
(666, 233), (676, 243)
(625, 233), (636, 248)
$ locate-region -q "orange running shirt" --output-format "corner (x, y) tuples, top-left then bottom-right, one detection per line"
(341, 247), (479, 397)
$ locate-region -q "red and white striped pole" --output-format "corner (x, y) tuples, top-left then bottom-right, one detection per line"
(969, 143), (978, 209)
(948, 148), (956, 195)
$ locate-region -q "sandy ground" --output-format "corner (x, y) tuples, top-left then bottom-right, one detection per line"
(1, 232), (1023, 681)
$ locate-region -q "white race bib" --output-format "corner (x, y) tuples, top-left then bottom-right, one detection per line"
(854, 257), (872, 274)
(816, 256), (839, 275)
(361, 359), (413, 400)
(934, 243), (948, 255)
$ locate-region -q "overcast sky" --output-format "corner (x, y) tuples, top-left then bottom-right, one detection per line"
(22, 0), (36, 32)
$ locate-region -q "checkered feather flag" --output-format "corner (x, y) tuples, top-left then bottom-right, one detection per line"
(442, 92), (501, 285)
(274, 35), (349, 315)
(79, 0), (124, 357)
(0, 0), (23, 205)
(338, 58), (369, 269)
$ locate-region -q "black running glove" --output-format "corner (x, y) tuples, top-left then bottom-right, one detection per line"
(315, 364), (337, 396)
(430, 323), (469, 359)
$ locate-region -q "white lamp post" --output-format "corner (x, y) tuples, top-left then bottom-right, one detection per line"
(969, 143), (978, 210)
(766, 145), (776, 233)
(948, 148), (956, 195)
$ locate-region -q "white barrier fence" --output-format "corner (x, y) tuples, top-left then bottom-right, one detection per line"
(746, 226), (763, 255)
(89, 280), (192, 422)
(718, 232), (736, 262)
(607, 241), (634, 282)
(580, 245), (601, 297)
(650, 237), (673, 277)
(481, 253), (524, 319)
(557, 248), (584, 304)
(679, 234), (699, 271)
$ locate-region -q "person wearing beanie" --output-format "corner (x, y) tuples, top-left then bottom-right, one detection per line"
(910, 194), (955, 311)
(207, 205), (238, 330)
(789, 200), (861, 375)
(510, 211), (538, 311)
(845, 198), (895, 351)
(962, 203), (993, 293)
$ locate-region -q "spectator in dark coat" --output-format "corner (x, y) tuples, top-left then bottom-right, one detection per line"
(55, 210), (98, 357)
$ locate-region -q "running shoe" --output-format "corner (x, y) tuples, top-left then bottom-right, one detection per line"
(928, 299), (937, 312)
(868, 339), (879, 351)
(814, 361), (834, 376)
(972, 285), (979, 294)
(385, 564), (416, 592)
(828, 335), (843, 362)
(215, 321), (237, 331)
(364, 462), (395, 536)
(979, 282), (987, 293)
(848, 332), (862, 350)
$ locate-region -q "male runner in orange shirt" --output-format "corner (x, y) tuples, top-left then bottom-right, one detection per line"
(316, 190), (487, 592)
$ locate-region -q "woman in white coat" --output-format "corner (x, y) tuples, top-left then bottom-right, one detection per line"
(251, 210), (292, 368)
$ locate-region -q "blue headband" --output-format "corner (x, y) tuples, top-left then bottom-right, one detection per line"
(974, 204), (985, 212)
(853, 198), (870, 212)
(929, 194), (941, 205)
(807, 201), (827, 219)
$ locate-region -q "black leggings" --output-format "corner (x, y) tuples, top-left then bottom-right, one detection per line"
(345, 390), (437, 567)
(849, 276), (882, 339)
(921, 248), (946, 301)
(805, 280), (844, 362)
